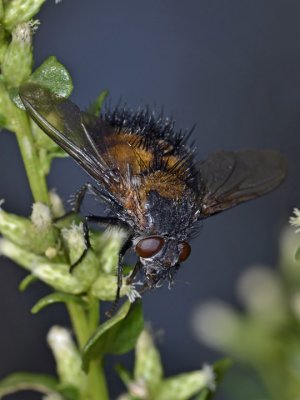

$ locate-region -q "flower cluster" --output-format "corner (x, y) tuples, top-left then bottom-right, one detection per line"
(116, 330), (222, 400)
(191, 212), (300, 400)
(0, 199), (139, 302)
(0, 2), (227, 399)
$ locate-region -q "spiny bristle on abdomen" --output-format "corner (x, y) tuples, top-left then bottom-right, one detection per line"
(102, 105), (199, 187)
(103, 105), (195, 155)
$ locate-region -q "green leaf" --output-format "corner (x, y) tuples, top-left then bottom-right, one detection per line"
(87, 90), (108, 117)
(0, 372), (59, 398)
(29, 56), (73, 98)
(0, 112), (6, 129)
(14, 56), (72, 110)
(31, 292), (87, 314)
(203, 358), (233, 400)
(105, 301), (144, 354)
(222, 366), (267, 400)
(213, 358), (232, 383)
(114, 364), (133, 386)
(58, 384), (81, 400)
(82, 301), (143, 372)
(0, 1), (4, 20)
(19, 274), (38, 292)
(8, 86), (26, 109)
(195, 388), (210, 400)
(295, 246), (300, 262)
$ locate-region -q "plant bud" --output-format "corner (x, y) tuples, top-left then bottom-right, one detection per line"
(155, 365), (216, 400)
(0, 1), (3, 20)
(49, 190), (65, 219)
(61, 223), (86, 264)
(2, 22), (33, 87)
(31, 202), (52, 229)
(237, 266), (286, 325)
(96, 227), (128, 274)
(91, 273), (141, 302)
(34, 260), (90, 294)
(191, 301), (241, 351)
(4, 0), (45, 30)
(0, 239), (87, 293)
(0, 26), (8, 65)
(61, 223), (99, 288)
(0, 80), (19, 132)
(47, 326), (86, 391)
(134, 330), (163, 396)
(0, 205), (59, 254)
(42, 394), (63, 400)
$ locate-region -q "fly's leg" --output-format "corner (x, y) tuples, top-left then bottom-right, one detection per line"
(69, 215), (129, 272)
(69, 218), (91, 272)
(72, 183), (94, 213)
(126, 259), (141, 285)
(106, 235), (133, 317)
(54, 183), (95, 222)
(137, 282), (150, 295)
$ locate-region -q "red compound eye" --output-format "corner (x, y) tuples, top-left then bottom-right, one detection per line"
(136, 236), (165, 258)
(179, 242), (191, 262)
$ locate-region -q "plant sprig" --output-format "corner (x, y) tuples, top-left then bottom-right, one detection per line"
(0, 3), (226, 399)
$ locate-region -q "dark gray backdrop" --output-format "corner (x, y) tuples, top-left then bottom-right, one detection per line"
(0, 1), (299, 399)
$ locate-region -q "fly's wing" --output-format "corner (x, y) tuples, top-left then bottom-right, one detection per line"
(19, 83), (113, 183)
(197, 149), (287, 216)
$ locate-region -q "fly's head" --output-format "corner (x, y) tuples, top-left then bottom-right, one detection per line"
(134, 234), (191, 288)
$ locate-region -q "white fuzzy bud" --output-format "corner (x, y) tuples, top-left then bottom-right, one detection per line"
(98, 227), (128, 274)
(47, 326), (86, 390)
(290, 208), (300, 233)
(42, 394), (63, 400)
(31, 202), (52, 230)
(237, 266), (284, 317)
(45, 246), (57, 259)
(201, 363), (216, 391)
(191, 301), (240, 349)
(49, 190), (65, 219)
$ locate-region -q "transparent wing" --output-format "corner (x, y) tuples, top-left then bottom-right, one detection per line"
(197, 149), (287, 216)
(19, 83), (113, 182)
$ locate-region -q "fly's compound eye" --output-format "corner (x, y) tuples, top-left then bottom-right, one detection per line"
(136, 236), (165, 258)
(179, 242), (191, 262)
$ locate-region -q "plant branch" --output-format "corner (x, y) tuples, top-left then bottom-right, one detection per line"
(13, 110), (49, 204)
(67, 301), (109, 400)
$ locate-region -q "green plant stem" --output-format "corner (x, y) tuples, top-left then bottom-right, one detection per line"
(88, 294), (100, 332)
(14, 111), (49, 204)
(88, 360), (109, 400)
(67, 301), (109, 400)
(0, 81), (49, 204)
(67, 302), (90, 349)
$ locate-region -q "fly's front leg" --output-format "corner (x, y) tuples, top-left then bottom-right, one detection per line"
(69, 215), (130, 272)
(126, 259), (142, 285)
(69, 217), (91, 272)
(106, 235), (134, 317)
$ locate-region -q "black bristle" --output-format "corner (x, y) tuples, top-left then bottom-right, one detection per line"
(102, 105), (198, 186)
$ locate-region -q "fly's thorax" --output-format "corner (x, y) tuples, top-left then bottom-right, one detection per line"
(143, 190), (199, 236)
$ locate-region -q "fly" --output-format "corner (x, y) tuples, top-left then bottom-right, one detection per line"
(19, 83), (287, 313)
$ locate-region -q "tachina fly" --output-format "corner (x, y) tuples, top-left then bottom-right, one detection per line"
(20, 83), (287, 310)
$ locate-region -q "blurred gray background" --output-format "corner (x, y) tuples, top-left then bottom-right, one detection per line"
(0, 0), (299, 399)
